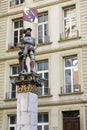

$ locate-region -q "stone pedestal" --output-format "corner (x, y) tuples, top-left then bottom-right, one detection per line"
(12, 73), (41, 130)
(17, 92), (37, 130)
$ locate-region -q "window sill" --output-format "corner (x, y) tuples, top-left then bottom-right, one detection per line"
(59, 91), (83, 96)
(38, 94), (52, 98)
(7, 47), (19, 52)
(37, 42), (52, 47)
(58, 36), (81, 43)
(4, 98), (17, 101)
(10, 3), (24, 8)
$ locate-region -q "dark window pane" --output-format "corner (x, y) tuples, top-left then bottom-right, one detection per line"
(14, 31), (18, 43)
(15, 0), (19, 5)
(10, 116), (16, 124)
(10, 127), (15, 130)
(38, 25), (42, 32)
(65, 69), (71, 85)
(11, 91), (16, 98)
(38, 39), (43, 43)
(37, 63), (42, 71)
(44, 73), (48, 88)
(44, 14), (48, 22)
(38, 115), (42, 123)
(38, 15), (43, 23)
(38, 126), (42, 130)
(44, 73), (48, 79)
(14, 31), (18, 37)
(14, 37), (18, 43)
(44, 87), (48, 95)
(20, 29), (23, 41)
(44, 81), (48, 87)
(44, 114), (48, 122)
(12, 66), (18, 75)
(20, 29), (23, 36)
(44, 125), (48, 130)
(44, 24), (48, 35)
(65, 59), (72, 67)
(65, 84), (71, 93)
(44, 61), (48, 70)
(63, 111), (79, 118)
(20, 20), (23, 27)
(20, 0), (24, 3)
(12, 84), (16, 91)
(14, 21), (18, 28)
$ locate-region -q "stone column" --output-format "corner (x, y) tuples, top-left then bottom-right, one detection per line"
(16, 73), (39, 130)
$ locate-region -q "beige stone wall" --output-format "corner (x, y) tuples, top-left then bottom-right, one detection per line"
(0, 62), (5, 105)
(0, 0), (8, 15)
(0, 18), (7, 58)
(0, 111), (3, 129)
(80, 0), (87, 44)
(82, 47), (87, 96)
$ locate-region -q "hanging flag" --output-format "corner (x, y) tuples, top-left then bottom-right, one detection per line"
(23, 8), (38, 23)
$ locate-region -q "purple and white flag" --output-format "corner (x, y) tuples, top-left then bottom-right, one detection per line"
(23, 8), (38, 23)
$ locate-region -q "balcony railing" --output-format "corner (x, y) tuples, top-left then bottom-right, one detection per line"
(38, 35), (50, 44)
(10, 0), (24, 7)
(37, 87), (50, 96)
(60, 84), (81, 94)
(6, 91), (17, 99)
(60, 30), (79, 40)
(5, 87), (50, 99)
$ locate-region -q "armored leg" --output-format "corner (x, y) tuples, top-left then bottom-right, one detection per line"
(29, 51), (35, 72)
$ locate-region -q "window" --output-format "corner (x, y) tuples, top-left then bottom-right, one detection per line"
(8, 115), (17, 130)
(12, 19), (23, 47)
(38, 13), (49, 44)
(64, 56), (79, 93)
(10, 0), (24, 6)
(60, 5), (78, 40)
(38, 113), (49, 130)
(37, 60), (49, 96)
(10, 65), (19, 99)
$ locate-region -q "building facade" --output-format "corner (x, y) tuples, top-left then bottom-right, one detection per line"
(0, 0), (87, 130)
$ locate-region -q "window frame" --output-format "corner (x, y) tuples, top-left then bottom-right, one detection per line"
(10, 64), (19, 99)
(8, 115), (17, 130)
(59, 4), (79, 40)
(59, 49), (83, 95)
(38, 113), (49, 130)
(36, 60), (49, 96)
(12, 19), (23, 46)
(64, 56), (78, 93)
(38, 12), (48, 44)
(63, 5), (77, 36)
(10, 0), (24, 6)
(63, 6), (76, 30)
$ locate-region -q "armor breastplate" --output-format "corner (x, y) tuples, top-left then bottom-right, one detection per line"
(24, 36), (35, 45)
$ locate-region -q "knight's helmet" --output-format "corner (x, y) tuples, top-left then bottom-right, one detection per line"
(23, 28), (35, 44)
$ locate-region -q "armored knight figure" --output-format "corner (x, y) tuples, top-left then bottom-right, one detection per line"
(19, 27), (37, 73)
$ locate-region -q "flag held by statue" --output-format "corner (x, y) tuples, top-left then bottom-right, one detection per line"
(23, 8), (38, 23)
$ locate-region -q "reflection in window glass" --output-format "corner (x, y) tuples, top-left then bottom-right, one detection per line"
(64, 56), (78, 93)
(63, 5), (77, 38)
